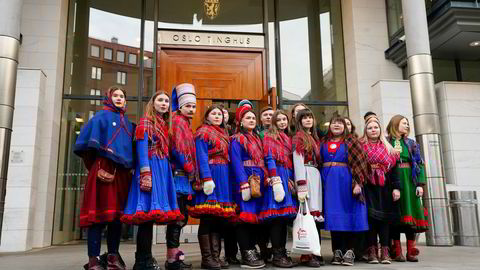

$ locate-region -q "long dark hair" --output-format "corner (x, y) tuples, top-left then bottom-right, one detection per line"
(237, 108), (260, 136)
(295, 108), (319, 141)
(344, 116), (357, 137)
(202, 105), (226, 129)
(289, 103), (308, 135)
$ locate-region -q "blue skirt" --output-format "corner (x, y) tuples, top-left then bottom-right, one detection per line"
(322, 166), (368, 231)
(189, 164), (236, 218)
(233, 166), (264, 224)
(259, 165), (297, 222)
(122, 156), (183, 225)
(174, 174), (194, 195)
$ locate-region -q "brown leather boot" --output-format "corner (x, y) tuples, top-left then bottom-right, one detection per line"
(87, 257), (106, 270)
(380, 247), (391, 264)
(107, 253), (126, 270)
(199, 234), (221, 269)
(272, 248), (295, 268)
(406, 240), (419, 262)
(210, 233), (228, 269)
(367, 246), (379, 264)
(392, 240), (406, 262)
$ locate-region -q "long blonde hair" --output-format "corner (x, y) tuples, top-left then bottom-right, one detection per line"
(386, 114), (410, 138)
(361, 116), (395, 154)
(267, 110), (289, 138)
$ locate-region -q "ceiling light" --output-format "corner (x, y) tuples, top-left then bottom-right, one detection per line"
(469, 41), (480, 47)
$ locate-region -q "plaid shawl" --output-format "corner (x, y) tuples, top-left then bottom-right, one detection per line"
(388, 136), (425, 186)
(231, 132), (264, 165)
(362, 141), (398, 186)
(195, 124), (230, 162)
(171, 113), (196, 174)
(263, 132), (293, 169)
(292, 130), (320, 164)
(136, 114), (169, 159)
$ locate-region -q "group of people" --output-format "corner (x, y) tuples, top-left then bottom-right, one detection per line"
(75, 83), (429, 270)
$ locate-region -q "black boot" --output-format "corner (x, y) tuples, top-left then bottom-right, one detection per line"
(210, 233), (228, 269)
(271, 248), (294, 268)
(133, 252), (162, 270)
(199, 234), (221, 270)
(241, 249), (265, 269)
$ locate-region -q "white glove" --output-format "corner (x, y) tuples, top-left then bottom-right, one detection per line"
(416, 186), (424, 197)
(392, 189), (401, 201)
(270, 176), (285, 203)
(203, 179), (215, 195)
(297, 182), (308, 202)
(241, 183), (251, 201)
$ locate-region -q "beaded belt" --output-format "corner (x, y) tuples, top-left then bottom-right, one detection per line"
(371, 163), (382, 169)
(398, 163), (411, 168)
(243, 160), (265, 167)
(209, 157), (229, 165)
(174, 170), (186, 177)
(323, 162), (347, 167)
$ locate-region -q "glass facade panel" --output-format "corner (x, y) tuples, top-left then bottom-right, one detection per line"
(52, 100), (138, 244)
(282, 104), (348, 134)
(278, 0), (346, 103)
(157, 0), (263, 33)
(386, 0), (403, 41)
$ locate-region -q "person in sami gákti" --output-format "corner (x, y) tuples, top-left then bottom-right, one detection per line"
(387, 115), (429, 263)
(292, 108), (325, 268)
(258, 106), (274, 140)
(188, 105), (236, 270)
(288, 103), (307, 136)
(229, 106), (267, 269)
(166, 83), (198, 270)
(121, 91), (183, 270)
(360, 115), (400, 265)
(74, 86), (134, 270)
(260, 110), (297, 268)
(320, 116), (369, 267)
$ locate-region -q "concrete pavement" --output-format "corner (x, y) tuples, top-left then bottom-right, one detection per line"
(0, 239), (479, 270)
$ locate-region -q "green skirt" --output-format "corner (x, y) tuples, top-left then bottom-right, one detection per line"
(395, 167), (429, 232)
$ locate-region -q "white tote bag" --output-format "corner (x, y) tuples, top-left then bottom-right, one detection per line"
(291, 200), (321, 256)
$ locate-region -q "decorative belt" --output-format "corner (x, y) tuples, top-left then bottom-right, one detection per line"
(209, 157), (229, 165)
(174, 170), (186, 177)
(305, 161), (318, 167)
(243, 160), (265, 167)
(371, 163), (382, 169)
(323, 162), (347, 167)
(398, 163), (411, 168)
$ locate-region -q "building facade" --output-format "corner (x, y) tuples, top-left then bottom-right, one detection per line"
(1, 0), (479, 252)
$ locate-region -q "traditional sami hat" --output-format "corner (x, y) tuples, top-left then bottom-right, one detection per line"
(236, 105), (252, 123)
(172, 83), (196, 111)
(237, 99), (253, 109)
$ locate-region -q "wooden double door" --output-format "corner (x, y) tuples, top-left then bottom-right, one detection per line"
(156, 46), (275, 130)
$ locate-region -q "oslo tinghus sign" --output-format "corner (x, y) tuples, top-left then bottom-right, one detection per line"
(158, 30), (265, 49)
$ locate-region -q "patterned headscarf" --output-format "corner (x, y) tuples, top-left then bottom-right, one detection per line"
(103, 87), (127, 114)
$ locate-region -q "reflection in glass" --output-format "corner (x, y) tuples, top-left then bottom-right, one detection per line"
(52, 100), (138, 244)
(156, 0), (263, 33)
(278, 0), (346, 103)
(283, 104), (348, 134)
(386, 0), (403, 40)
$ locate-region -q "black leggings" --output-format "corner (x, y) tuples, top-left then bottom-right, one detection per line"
(198, 216), (222, 236)
(236, 224), (258, 250)
(222, 222), (238, 258)
(166, 194), (189, 248)
(269, 220), (288, 249)
(390, 226), (416, 241)
(331, 231), (357, 253)
(136, 221), (154, 256)
(87, 220), (122, 257)
(368, 218), (389, 247)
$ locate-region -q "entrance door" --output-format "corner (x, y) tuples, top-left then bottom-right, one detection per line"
(157, 46), (268, 130)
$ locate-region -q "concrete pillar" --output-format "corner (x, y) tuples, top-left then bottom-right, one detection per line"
(401, 0), (453, 246)
(0, 0), (23, 242)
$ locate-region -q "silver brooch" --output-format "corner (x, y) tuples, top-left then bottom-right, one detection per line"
(112, 122), (117, 126)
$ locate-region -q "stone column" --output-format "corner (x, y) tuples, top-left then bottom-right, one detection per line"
(0, 0), (23, 242)
(401, 0), (453, 246)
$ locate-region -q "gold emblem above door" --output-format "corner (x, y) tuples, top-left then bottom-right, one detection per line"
(204, 0), (220, 20)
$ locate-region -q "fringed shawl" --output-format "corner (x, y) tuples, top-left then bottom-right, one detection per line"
(230, 132), (264, 165)
(362, 140), (398, 186)
(263, 132), (293, 169)
(171, 113), (196, 173)
(135, 113), (169, 159)
(292, 130), (320, 164)
(195, 124), (230, 162)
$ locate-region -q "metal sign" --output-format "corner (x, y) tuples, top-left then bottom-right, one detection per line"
(158, 30), (265, 49)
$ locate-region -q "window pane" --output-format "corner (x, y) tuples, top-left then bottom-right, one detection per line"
(282, 104), (348, 134)
(104, 48), (113, 60)
(116, 51), (125, 62)
(386, 0), (403, 41)
(90, 45), (99, 57)
(91, 67), (96, 79)
(63, 0), (144, 97)
(129, 53), (137, 65)
(156, 0), (263, 33)
(279, 0), (346, 103)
